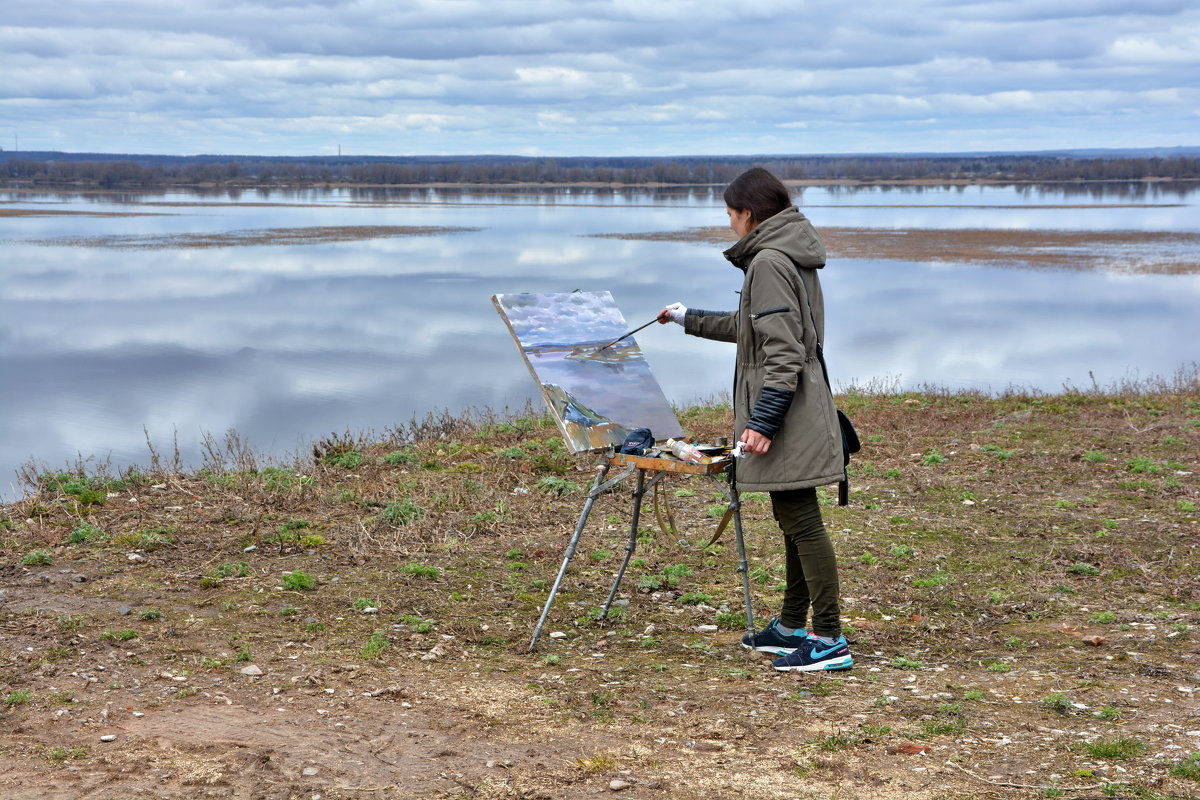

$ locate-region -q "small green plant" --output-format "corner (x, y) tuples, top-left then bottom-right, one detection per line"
(588, 549), (612, 562)
(381, 499), (424, 525)
(400, 562), (440, 579)
(1126, 456), (1161, 474)
(858, 551), (880, 565)
(1067, 562), (1100, 576)
(1170, 753), (1200, 781)
(814, 733), (857, 751)
(937, 702), (962, 714)
(539, 653), (562, 666)
(137, 526), (176, 551)
(281, 570), (316, 591)
(21, 550), (53, 566)
(261, 467), (311, 493)
(912, 570), (950, 589)
(279, 605), (300, 616)
(353, 598), (379, 611)
(1055, 499), (1076, 509)
(213, 561), (250, 578)
(891, 656), (923, 670)
(324, 450), (364, 469)
(1041, 692), (1073, 714)
(138, 609), (163, 621)
(4, 689), (32, 707)
(175, 686), (199, 699)
(360, 631), (391, 660)
(963, 689), (984, 701)
(535, 476), (580, 496)
(921, 448), (946, 465)
(1095, 706), (1122, 721)
(69, 523), (107, 544)
(889, 544), (914, 559)
(1178, 500), (1198, 513)
(381, 448), (419, 465)
(1082, 737), (1147, 759)
(678, 591), (713, 606)
(986, 660), (1012, 672)
(1083, 451), (1107, 463)
(1091, 610), (1118, 623)
(57, 615), (83, 631)
(100, 629), (138, 641)
(46, 745), (88, 761)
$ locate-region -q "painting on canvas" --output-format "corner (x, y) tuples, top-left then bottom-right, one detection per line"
(492, 291), (683, 453)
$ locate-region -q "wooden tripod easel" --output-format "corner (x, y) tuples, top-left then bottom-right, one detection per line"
(528, 449), (756, 651)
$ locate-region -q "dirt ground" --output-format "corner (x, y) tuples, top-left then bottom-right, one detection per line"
(2, 389), (1199, 799)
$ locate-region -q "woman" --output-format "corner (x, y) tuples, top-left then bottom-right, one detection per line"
(658, 167), (851, 672)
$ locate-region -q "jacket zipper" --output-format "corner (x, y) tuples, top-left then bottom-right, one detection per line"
(751, 306), (790, 320)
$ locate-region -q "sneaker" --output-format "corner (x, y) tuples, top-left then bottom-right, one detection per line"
(772, 633), (853, 672)
(741, 618), (808, 655)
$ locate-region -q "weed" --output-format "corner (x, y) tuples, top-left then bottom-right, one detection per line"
(986, 660), (1012, 672)
(213, 561), (250, 578)
(891, 656), (923, 670)
(1067, 562), (1101, 576)
(400, 562), (441, 579)
(381, 448), (419, 465)
(674, 488), (696, 498)
(540, 654), (562, 666)
(705, 504), (727, 517)
(325, 450), (364, 469)
(279, 605), (299, 616)
(100, 629), (138, 641)
(46, 746), (88, 761)
(1083, 451), (1107, 463)
(353, 598), (379, 611)
(678, 591), (713, 606)
(360, 631), (391, 660)
(937, 703), (963, 714)
(261, 467), (311, 493)
(912, 569), (950, 589)
(281, 571), (316, 591)
(138, 609), (163, 621)
(922, 448), (946, 465)
(20, 550), (52, 566)
(1082, 737), (1147, 759)
(889, 544), (915, 559)
(1178, 500), (1197, 513)
(1095, 706), (1122, 721)
(1126, 456), (1162, 474)
(175, 686), (199, 699)
(577, 753), (618, 772)
(1091, 610), (1118, 623)
(814, 733), (857, 750)
(4, 689), (32, 707)
(57, 615), (83, 631)
(1041, 692), (1074, 714)
(535, 476), (580, 496)
(715, 610), (746, 629)
(1170, 753), (1200, 781)
(589, 549), (612, 562)
(69, 523), (107, 544)
(963, 689), (984, 701)
(858, 552), (880, 565)
(381, 499), (424, 525)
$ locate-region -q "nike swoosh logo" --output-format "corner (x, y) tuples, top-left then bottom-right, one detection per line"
(811, 644), (845, 659)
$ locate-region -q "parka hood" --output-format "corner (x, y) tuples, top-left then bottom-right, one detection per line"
(723, 206), (826, 272)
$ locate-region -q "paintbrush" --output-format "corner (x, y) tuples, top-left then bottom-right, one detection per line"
(594, 317), (659, 353)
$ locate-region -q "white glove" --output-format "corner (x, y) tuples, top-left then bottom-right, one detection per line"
(660, 302), (687, 326)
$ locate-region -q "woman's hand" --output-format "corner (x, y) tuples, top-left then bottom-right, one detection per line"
(739, 429), (772, 455)
(658, 302), (687, 325)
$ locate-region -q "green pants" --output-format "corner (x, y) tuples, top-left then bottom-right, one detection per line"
(770, 487), (842, 638)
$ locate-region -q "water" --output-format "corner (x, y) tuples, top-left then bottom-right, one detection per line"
(2, 182), (1198, 495)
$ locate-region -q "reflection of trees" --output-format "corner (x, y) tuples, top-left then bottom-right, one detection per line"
(4, 153), (1198, 189)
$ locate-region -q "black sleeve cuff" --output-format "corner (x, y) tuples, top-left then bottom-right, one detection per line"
(745, 386), (794, 439)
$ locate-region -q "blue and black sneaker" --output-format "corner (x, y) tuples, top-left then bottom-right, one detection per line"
(741, 617), (808, 655)
(771, 633), (853, 672)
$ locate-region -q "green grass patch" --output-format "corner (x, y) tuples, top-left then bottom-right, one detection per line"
(1082, 737), (1147, 759)
(281, 571), (316, 591)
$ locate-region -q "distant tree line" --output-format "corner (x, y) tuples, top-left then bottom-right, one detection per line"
(2, 152), (1198, 188)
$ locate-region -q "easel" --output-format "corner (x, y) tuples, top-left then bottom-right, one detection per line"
(529, 449), (756, 651)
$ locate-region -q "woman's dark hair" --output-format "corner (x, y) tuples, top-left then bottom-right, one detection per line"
(723, 167), (792, 224)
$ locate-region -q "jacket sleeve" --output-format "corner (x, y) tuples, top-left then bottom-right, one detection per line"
(683, 308), (737, 343)
(743, 254), (809, 438)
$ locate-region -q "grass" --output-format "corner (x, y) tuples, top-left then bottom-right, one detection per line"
(280, 571), (316, 591)
(4, 689), (32, 707)
(3, 385), (1199, 797)
(20, 549), (52, 566)
(1082, 737), (1148, 759)
(1171, 753), (1200, 781)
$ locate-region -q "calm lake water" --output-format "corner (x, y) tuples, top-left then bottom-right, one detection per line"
(2, 182), (1198, 496)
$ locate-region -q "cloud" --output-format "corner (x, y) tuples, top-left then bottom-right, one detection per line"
(1, 1), (1197, 154)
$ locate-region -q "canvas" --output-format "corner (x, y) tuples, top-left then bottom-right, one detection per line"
(493, 291), (684, 453)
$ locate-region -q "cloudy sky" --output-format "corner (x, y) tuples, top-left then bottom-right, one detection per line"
(3, 0), (1197, 157)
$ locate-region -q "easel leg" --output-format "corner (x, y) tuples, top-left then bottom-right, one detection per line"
(731, 489), (756, 638)
(529, 464), (611, 651)
(600, 468), (647, 618)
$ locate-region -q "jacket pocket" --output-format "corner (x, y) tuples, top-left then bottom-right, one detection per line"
(751, 306), (790, 320)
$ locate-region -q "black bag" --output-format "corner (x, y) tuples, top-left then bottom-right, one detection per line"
(619, 428), (655, 456)
(835, 408), (861, 506)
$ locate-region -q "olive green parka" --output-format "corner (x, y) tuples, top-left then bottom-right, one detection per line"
(684, 206), (844, 492)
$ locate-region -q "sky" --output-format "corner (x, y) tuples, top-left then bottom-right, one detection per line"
(2, 0), (1198, 157)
